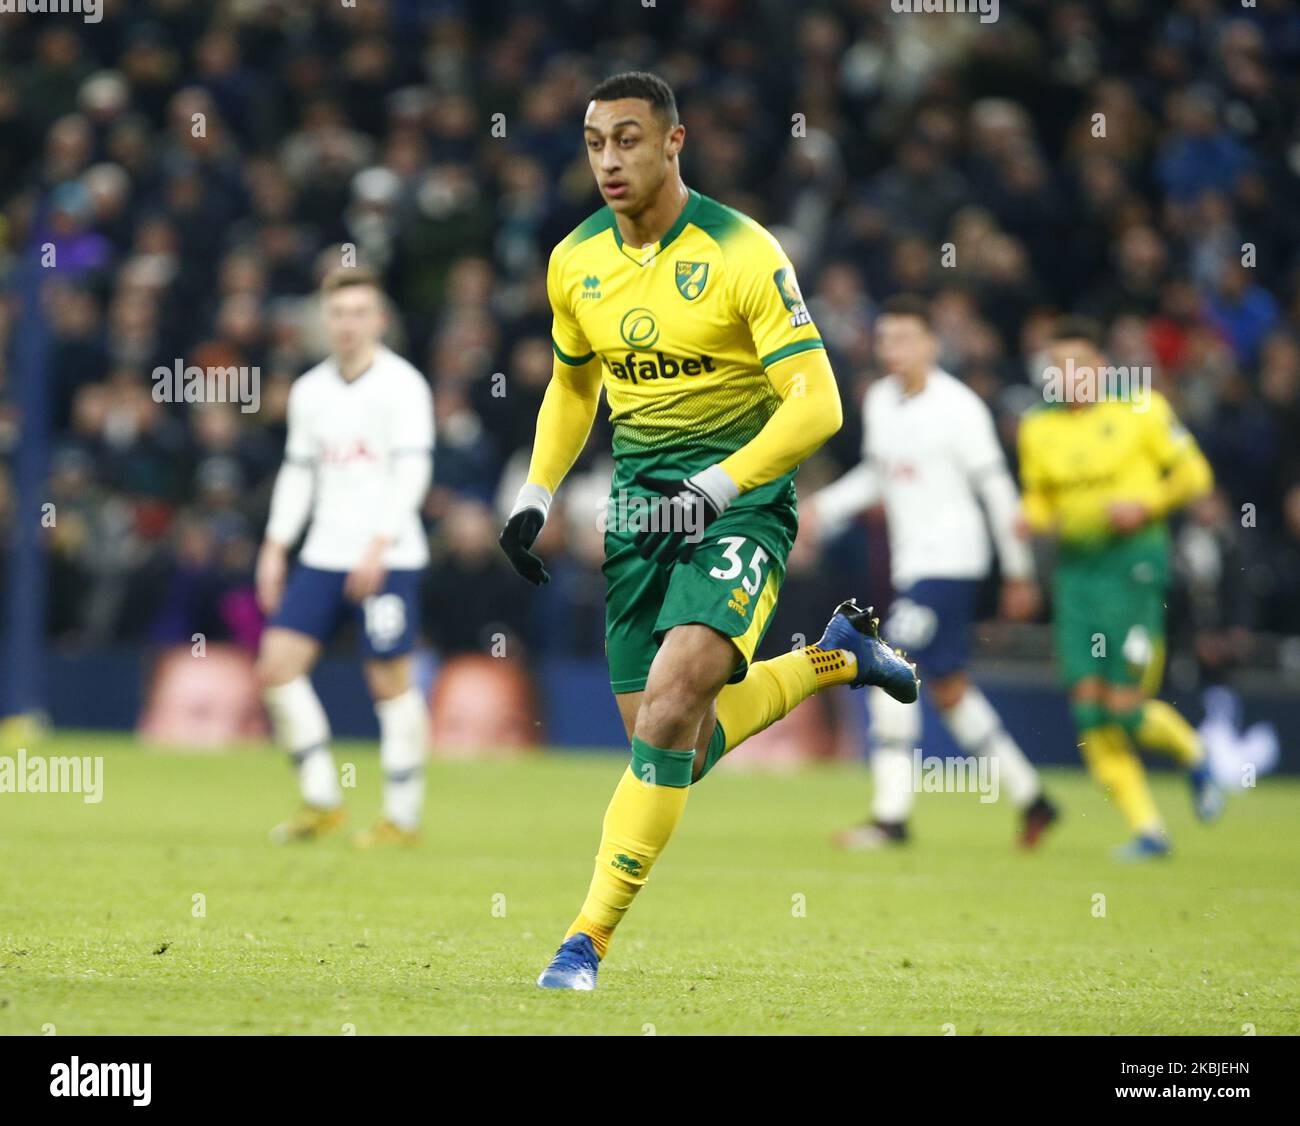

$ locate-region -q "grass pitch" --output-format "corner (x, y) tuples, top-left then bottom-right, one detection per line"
(0, 733), (1296, 1035)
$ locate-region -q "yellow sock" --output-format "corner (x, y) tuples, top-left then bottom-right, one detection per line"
(1079, 725), (1162, 835)
(715, 650), (819, 753)
(1135, 699), (1203, 768)
(566, 746), (692, 959)
(689, 646), (848, 782)
(803, 644), (859, 690)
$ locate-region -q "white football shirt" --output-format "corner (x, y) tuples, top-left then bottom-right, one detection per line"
(814, 369), (1031, 589)
(281, 346), (434, 571)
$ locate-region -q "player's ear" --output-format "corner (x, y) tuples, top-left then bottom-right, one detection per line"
(665, 122), (685, 158)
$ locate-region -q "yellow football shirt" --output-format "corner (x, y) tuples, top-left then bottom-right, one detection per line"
(1017, 389), (1213, 545)
(547, 189), (824, 482)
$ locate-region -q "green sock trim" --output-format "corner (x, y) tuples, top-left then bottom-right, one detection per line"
(690, 722), (727, 786)
(630, 737), (695, 788)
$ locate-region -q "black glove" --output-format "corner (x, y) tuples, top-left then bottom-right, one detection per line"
(499, 507), (549, 586)
(632, 473), (726, 565)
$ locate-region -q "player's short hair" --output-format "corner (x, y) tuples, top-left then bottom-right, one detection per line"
(1050, 314), (1105, 348)
(588, 71), (679, 127)
(320, 264), (383, 298)
(878, 294), (933, 330)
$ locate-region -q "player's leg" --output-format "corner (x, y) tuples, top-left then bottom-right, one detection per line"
(613, 691), (640, 741)
(829, 584), (948, 849)
(539, 523), (914, 987)
(353, 571), (428, 845)
(929, 670), (1059, 847)
(833, 686), (917, 849)
(617, 690), (719, 784)
(257, 622), (342, 841)
(902, 580), (1054, 841)
(1105, 606), (1225, 824)
(1071, 677), (1165, 854)
(689, 583), (918, 783)
(1054, 566), (1165, 855)
(539, 623), (736, 989)
(353, 655), (427, 846)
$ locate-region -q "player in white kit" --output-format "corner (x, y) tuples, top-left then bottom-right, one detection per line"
(254, 266), (434, 845)
(807, 296), (1059, 848)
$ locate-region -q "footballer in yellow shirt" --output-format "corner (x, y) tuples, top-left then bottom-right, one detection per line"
(1019, 317), (1223, 859)
(497, 71), (918, 990)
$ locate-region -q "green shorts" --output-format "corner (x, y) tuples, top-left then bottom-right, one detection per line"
(603, 501), (795, 695)
(1052, 531), (1168, 690)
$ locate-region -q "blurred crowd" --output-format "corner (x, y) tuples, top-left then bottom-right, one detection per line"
(3, 0), (1300, 686)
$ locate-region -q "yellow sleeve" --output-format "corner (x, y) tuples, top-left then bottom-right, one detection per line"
(716, 229), (834, 492)
(718, 348), (842, 493)
(525, 245), (602, 494)
(547, 242), (593, 366)
(1143, 392), (1213, 517)
(1016, 414), (1056, 533)
(525, 354), (602, 496)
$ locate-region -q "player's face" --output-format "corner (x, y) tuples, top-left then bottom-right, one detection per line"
(1045, 338), (1101, 402)
(322, 284), (386, 358)
(583, 98), (683, 215)
(875, 314), (937, 375)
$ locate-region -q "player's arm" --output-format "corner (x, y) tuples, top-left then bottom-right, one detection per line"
(806, 390), (881, 540)
(632, 344), (840, 566)
(346, 375), (435, 602)
(1144, 392), (1213, 519)
(258, 380), (316, 614)
(1016, 413), (1057, 538)
(1106, 393), (1213, 534)
(717, 347), (843, 494)
(960, 397), (1037, 618)
(716, 244), (841, 495)
(522, 352), (603, 500)
(501, 247), (602, 585)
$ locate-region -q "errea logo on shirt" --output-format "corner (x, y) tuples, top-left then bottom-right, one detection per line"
(582, 275), (601, 299)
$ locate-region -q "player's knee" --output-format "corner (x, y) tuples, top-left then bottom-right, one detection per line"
(365, 658), (411, 701)
(636, 674), (715, 747)
(256, 632), (315, 690)
(255, 648), (295, 691)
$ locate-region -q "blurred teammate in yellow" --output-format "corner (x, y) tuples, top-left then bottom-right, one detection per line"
(1018, 317), (1224, 860)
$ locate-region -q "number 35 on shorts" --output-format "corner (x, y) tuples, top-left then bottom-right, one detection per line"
(705, 535), (775, 615)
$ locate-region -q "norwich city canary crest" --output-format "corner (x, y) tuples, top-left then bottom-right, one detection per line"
(675, 260), (709, 300)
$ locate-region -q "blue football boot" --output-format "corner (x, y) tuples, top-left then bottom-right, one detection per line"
(536, 933), (600, 991)
(1188, 761), (1226, 824)
(1112, 832), (1172, 862)
(816, 599), (920, 703)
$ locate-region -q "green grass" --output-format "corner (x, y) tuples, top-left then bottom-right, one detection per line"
(0, 733), (1296, 1035)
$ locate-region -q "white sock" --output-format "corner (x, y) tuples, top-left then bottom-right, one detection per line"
(264, 676), (340, 810)
(376, 687), (428, 831)
(869, 687), (920, 824)
(940, 685), (1040, 808)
